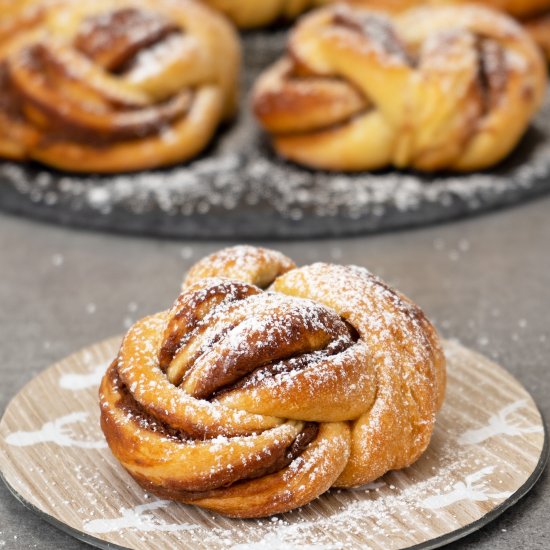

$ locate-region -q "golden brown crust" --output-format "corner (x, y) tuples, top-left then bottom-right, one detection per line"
(183, 245), (297, 289)
(316, 0), (550, 19)
(7, 0), (550, 26)
(317, 1), (550, 60)
(524, 12), (550, 60)
(253, 4), (547, 172)
(1, 0), (314, 30)
(100, 245), (446, 517)
(0, 0), (240, 173)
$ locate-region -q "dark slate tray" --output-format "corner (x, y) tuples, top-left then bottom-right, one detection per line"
(1, 30), (549, 240)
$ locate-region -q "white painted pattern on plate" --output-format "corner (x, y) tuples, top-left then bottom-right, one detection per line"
(0, 339), (545, 550)
(59, 361), (110, 390)
(4, 412), (107, 449)
(84, 501), (196, 534)
(420, 466), (512, 510)
(458, 400), (544, 445)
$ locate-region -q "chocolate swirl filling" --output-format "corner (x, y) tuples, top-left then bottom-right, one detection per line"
(332, 8), (413, 65)
(105, 363), (320, 497)
(74, 8), (180, 72)
(106, 277), (359, 496)
(2, 8), (192, 146)
(159, 279), (357, 399)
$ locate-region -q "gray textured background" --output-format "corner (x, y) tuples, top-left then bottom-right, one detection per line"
(0, 197), (549, 549)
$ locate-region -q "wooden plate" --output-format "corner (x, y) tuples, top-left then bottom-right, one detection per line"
(0, 338), (547, 550)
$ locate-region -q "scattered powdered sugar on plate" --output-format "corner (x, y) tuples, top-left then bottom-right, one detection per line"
(1, 331), (546, 549)
(0, 29), (548, 239)
(44, 419), (508, 550)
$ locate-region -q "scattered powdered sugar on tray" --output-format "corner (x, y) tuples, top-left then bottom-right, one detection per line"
(0, 30), (549, 238)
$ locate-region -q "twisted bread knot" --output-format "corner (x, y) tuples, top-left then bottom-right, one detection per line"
(202, 0), (314, 28)
(0, 0), (239, 173)
(253, 4), (547, 172)
(100, 246), (446, 517)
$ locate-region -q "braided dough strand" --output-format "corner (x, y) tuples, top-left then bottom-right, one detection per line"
(272, 263), (445, 485)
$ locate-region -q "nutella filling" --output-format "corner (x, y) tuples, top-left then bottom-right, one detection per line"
(74, 8), (180, 73)
(333, 8), (413, 66)
(7, 42), (192, 145)
(108, 361), (321, 495)
(476, 36), (508, 112)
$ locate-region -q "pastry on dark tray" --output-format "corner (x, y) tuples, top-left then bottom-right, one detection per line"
(253, 4), (547, 172)
(0, 0), (240, 173)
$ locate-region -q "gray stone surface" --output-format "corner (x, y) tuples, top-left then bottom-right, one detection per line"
(0, 198), (548, 549)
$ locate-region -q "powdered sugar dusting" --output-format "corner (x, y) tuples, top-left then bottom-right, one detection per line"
(93, 245), (448, 526)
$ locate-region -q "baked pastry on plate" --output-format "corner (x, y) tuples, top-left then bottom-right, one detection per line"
(0, 0), (240, 173)
(100, 245), (446, 518)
